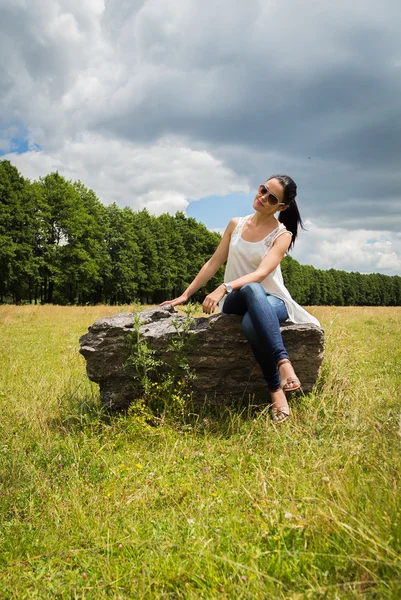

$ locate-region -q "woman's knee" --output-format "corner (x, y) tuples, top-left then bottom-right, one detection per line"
(239, 282), (265, 298)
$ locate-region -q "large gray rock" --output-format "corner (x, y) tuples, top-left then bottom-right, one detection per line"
(79, 306), (325, 410)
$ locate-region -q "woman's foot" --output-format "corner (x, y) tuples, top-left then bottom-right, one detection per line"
(269, 388), (290, 424)
(277, 359), (301, 392)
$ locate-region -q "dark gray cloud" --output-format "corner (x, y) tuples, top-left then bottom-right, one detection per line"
(93, 0), (401, 231)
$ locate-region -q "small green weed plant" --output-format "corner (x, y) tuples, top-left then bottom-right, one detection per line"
(123, 303), (199, 425)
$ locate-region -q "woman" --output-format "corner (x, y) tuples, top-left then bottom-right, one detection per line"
(160, 175), (320, 423)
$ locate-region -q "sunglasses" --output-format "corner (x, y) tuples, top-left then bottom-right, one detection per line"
(258, 184), (283, 206)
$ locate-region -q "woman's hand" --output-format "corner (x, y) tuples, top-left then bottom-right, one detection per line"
(159, 294), (188, 308)
(202, 285), (226, 314)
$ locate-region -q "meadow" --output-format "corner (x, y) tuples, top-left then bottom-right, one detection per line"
(0, 304), (400, 599)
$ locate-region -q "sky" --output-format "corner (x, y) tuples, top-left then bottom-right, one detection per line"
(1, 0), (401, 275)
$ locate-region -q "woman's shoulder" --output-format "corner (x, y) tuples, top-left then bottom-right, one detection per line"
(230, 215), (250, 224)
(227, 216), (247, 235)
(272, 222), (293, 241)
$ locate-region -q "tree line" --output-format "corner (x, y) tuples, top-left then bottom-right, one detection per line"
(1, 159), (400, 306)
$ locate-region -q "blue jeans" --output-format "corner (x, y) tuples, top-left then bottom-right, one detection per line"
(222, 282), (290, 391)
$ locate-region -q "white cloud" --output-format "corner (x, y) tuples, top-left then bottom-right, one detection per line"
(2, 133), (249, 214)
(293, 221), (401, 276)
(376, 251), (401, 271)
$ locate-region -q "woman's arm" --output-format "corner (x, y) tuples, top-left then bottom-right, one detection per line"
(159, 217), (239, 307)
(202, 232), (292, 314)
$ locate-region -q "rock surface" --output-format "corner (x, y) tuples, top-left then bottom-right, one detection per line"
(79, 306), (325, 410)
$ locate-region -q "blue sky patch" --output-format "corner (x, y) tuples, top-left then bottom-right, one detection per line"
(0, 124), (41, 157)
(187, 192), (255, 229)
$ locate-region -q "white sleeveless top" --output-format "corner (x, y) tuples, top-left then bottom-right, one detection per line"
(219, 214), (320, 326)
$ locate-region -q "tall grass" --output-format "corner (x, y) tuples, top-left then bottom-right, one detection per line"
(0, 305), (400, 599)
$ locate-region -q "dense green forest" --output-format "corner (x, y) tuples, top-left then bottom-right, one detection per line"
(1, 159), (400, 306)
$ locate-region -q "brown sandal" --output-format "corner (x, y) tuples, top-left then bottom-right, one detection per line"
(271, 407), (290, 424)
(277, 359), (302, 393)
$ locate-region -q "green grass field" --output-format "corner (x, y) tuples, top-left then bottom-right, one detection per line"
(0, 305), (400, 599)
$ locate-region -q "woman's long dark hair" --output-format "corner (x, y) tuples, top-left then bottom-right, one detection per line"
(269, 174), (304, 251)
